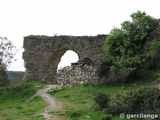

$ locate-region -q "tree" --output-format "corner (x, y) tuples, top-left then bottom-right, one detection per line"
(101, 11), (158, 83)
(0, 37), (16, 87)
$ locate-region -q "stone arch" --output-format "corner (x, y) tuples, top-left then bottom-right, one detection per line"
(23, 35), (107, 83)
(44, 49), (80, 83)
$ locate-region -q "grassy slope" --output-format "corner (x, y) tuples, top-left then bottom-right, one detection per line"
(51, 70), (160, 120)
(1, 69), (160, 120)
(0, 80), (47, 120)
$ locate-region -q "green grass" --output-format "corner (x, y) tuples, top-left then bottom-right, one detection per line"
(0, 79), (47, 120)
(1, 69), (159, 120)
(49, 69), (160, 120)
(51, 84), (136, 120)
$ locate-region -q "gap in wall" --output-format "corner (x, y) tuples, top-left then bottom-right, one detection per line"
(57, 50), (79, 72)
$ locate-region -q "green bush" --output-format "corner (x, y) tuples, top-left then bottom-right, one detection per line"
(0, 66), (9, 88)
(106, 87), (160, 114)
(101, 11), (158, 83)
(102, 116), (112, 120)
(148, 39), (160, 69)
(66, 110), (84, 118)
(95, 93), (110, 109)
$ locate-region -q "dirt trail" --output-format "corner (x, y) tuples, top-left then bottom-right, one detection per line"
(32, 85), (62, 120)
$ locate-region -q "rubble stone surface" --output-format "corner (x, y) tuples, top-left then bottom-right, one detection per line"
(57, 58), (99, 87)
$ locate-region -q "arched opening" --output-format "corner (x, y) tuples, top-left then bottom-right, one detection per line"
(57, 50), (79, 72)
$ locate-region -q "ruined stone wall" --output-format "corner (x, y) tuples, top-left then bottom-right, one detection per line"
(23, 35), (107, 84)
(57, 58), (99, 87)
(23, 21), (160, 84)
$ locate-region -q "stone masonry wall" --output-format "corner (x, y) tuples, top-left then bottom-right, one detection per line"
(56, 58), (99, 87)
(23, 35), (107, 84)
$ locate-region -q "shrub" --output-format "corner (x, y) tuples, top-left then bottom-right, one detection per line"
(95, 93), (110, 109)
(0, 67), (9, 87)
(66, 110), (84, 118)
(101, 11), (159, 83)
(102, 116), (112, 120)
(106, 87), (160, 114)
(0, 37), (16, 87)
(148, 39), (160, 69)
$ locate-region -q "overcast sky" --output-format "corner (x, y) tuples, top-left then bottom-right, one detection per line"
(0, 0), (159, 71)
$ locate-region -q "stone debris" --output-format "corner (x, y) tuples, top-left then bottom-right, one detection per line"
(57, 58), (99, 88)
(35, 85), (42, 88)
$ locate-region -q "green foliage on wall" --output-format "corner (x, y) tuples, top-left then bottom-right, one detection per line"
(101, 11), (159, 82)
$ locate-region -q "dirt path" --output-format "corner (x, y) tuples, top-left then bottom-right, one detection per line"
(32, 85), (62, 120)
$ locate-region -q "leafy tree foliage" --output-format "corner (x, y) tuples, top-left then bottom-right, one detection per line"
(0, 37), (16, 87)
(102, 11), (158, 82)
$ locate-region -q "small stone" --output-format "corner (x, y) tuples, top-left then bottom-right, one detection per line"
(35, 86), (42, 88)
(85, 116), (91, 119)
(80, 81), (84, 84)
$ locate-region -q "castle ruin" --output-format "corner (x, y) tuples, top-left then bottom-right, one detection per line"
(23, 35), (107, 84)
